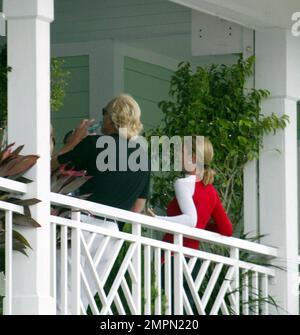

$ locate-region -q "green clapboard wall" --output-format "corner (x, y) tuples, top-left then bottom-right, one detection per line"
(51, 55), (89, 150)
(124, 56), (173, 132)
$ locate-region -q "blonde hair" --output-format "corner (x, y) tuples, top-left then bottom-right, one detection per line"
(192, 136), (216, 186)
(105, 94), (143, 139)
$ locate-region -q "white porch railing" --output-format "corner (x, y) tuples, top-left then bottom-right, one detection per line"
(0, 175), (281, 315)
(0, 177), (28, 315)
(50, 193), (278, 315)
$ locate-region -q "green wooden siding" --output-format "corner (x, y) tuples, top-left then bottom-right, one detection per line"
(124, 56), (173, 131)
(51, 55), (89, 150)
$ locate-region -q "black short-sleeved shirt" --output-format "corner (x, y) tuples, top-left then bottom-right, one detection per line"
(57, 134), (150, 211)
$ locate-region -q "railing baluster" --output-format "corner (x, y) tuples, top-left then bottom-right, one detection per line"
(261, 274), (269, 315)
(61, 225), (68, 314)
(50, 223), (57, 308)
(80, 266), (100, 315)
(144, 245), (151, 315)
(121, 277), (137, 314)
(164, 250), (172, 315)
(4, 210), (13, 315)
(202, 263), (223, 310)
(174, 233), (183, 315)
(132, 223), (141, 314)
(99, 239), (124, 284)
(154, 247), (161, 314)
(242, 270), (249, 315)
(183, 290), (193, 315)
(230, 247), (240, 315)
(71, 211), (81, 315)
(195, 260), (210, 291)
(182, 258), (206, 315)
(251, 272), (259, 315)
(114, 292), (126, 315)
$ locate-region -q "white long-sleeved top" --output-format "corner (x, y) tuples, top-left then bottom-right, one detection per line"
(156, 175), (198, 228)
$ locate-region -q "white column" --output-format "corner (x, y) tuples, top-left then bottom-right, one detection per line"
(243, 28), (259, 238)
(256, 28), (300, 315)
(3, 0), (55, 314)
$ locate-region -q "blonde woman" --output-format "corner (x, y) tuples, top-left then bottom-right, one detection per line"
(52, 94), (149, 214)
(149, 137), (232, 313)
(152, 137), (232, 250)
(54, 94), (149, 313)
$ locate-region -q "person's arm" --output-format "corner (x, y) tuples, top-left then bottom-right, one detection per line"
(209, 189), (233, 236)
(156, 178), (197, 228)
(131, 172), (150, 213)
(51, 119), (94, 171)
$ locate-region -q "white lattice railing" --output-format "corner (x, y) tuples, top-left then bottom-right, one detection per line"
(0, 177), (28, 315)
(0, 175), (280, 316)
(50, 192), (278, 315)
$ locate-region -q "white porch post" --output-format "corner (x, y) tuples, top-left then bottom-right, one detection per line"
(3, 0), (55, 314)
(256, 28), (300, 315)
(243, 29), (259, 238)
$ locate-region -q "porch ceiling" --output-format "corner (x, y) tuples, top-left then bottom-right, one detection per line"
(170, 0), (299, 29)
(51, 0), (242, 64)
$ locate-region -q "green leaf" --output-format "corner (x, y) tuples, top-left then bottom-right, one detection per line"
(13, 229), (32, 250)
(13, 213), (41, 228)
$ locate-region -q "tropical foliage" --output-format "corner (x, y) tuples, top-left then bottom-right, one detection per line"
(0, 147), (92, 314)
(147, 56), (289, 234)
(0, 44), (11, 128)
(0, 143), (40, 273)
(0, 44), (69, 128)
(51, 58), (70, 113)
(51, 164), (93, 218)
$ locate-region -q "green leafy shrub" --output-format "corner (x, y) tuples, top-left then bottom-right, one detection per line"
(143, 56), (288, 314)
(0, 44), (10, 128)
(51, 58), (70, 113)
(147, 56), (289, 233)
(0, 44), (69, 127)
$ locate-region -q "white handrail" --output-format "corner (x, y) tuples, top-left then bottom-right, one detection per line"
(0, 200), (24, 214)
(0, 177), (28, 194)
(50, 192), (277, 258)
(50, 215), (276, 277)
(0, 177), (27, 315)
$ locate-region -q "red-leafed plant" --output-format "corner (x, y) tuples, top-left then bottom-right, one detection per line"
(0, 143), (92, 315)
(51, 164), (93, 218)
(51, 164), (92, 195)
(0, 146), (93, 268)
(0, 143), (41, 271)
